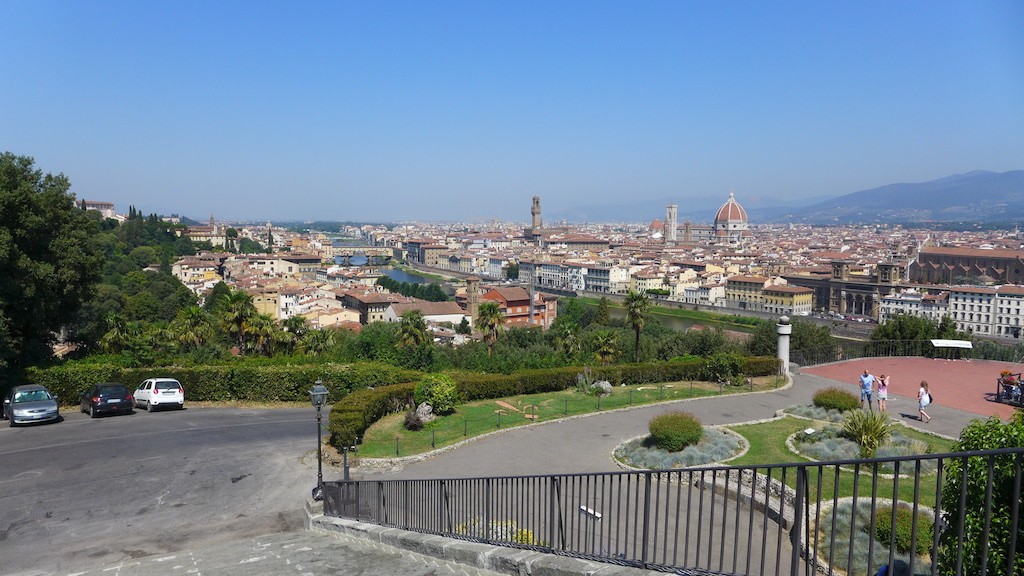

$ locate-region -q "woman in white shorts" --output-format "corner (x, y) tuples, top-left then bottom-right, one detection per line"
(876, 374), (889, 413)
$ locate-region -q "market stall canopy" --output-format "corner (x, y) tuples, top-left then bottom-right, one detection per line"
(930, 339), (973, 349)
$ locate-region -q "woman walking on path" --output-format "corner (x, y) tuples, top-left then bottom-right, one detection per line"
(918, 380), (932, 423)
(877, 374), (889, 413)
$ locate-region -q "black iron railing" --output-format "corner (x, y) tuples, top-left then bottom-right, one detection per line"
(324, 447), (1024, 576)
(791, 337), (1024, 367)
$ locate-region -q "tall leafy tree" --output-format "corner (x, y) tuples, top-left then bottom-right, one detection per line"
(870, 313), (967, 342)
(624, 290), (650, 362)
(0, 153), (103, 369)
(746, 318), (834, 356)
(594, 297), (611, 325)
(476, 301), (505, 357)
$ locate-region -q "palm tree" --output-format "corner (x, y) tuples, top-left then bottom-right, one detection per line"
(624, 290), (650, 362)
(300, 328), (336, 356)
(592, 330), (619, 366)
(282, 315), (308, 338)
(397, 310), (430, 348)
(476, 301), (505, 357)
(555, 322), (581, 358)
(279, 315), (309, 354)
(242, 313), (278, 355)
(100, 313), (133, 353)
(172, 306), (213, 351)
(220, 290), (256, 348)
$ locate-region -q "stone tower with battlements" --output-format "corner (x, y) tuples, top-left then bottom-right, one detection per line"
(665, 204), (677, 243)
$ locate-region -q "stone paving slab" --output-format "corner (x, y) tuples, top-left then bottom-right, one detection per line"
(67, 531), (485, 576)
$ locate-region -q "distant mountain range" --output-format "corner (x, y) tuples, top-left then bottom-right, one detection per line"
(553, 170), (1024, 225)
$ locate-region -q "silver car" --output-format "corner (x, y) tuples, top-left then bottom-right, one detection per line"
(2, 384), (60, 426)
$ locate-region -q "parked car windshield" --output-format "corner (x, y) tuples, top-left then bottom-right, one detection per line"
(14, 390), (52, 403)
(98, 386), (128, 395)
(155, 381), (180, 390)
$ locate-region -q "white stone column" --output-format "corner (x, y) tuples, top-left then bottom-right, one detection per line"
(777, 315), (792, 375)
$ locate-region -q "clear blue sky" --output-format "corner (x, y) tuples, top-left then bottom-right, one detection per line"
(2, 1), (1022, 222)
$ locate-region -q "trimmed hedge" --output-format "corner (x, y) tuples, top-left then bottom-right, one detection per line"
(329, 382), (417, 448)
(25, 362), (420, 405)
(327, 356), (781, 450)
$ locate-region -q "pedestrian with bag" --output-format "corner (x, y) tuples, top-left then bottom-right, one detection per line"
(918, 380), (932, 423)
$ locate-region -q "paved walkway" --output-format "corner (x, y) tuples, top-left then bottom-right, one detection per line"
(71, 530), (498, 576)
(358, 359), (1004, 481)
(803, 356), (1020, 420)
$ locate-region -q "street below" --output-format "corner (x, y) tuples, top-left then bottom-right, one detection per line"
(0, 406), (322, 576)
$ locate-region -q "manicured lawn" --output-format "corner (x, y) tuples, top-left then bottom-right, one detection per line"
(359, 376), (786, 457)
(726, 416), (958, 504)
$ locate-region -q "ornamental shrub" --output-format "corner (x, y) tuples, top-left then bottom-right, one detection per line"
(873, 504), (933, 556)
(813, 387), (860, 412)
(648, 412), (703, 452)
(841, 410), (893, 458)
(937, 412), (1024, 576)
(403, 410), (424, 431)
(414, 374), (460, 415)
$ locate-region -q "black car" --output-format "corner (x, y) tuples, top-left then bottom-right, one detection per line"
(80, 383), (134, 418)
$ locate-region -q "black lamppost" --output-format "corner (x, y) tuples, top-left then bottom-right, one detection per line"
(309, 380), (329, 501)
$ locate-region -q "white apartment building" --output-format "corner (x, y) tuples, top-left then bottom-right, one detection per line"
(879, 289), (950, 324)
(994, 285), (1024, 339)
(948, 286), (996, 335)
(883, 284), (1024, 339)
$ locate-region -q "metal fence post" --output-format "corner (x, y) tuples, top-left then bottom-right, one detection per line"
(549, 476), (563, 551)
(641, 472), (652, 567)
(790, 466), (807, 576)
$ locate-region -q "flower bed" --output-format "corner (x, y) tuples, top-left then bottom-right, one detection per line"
(614, 427), (746, 469)
(790, 425), (938, 474)
(817, 499), (934, 575)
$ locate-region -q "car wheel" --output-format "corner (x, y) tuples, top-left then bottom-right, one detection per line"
(146, 401), (153, 412)
(89, 405), (97, 419)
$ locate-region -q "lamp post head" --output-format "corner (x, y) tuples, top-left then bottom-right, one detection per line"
(309, 381), (329, 408)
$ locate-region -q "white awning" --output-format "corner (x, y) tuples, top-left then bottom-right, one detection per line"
(930, 339), (973, 349)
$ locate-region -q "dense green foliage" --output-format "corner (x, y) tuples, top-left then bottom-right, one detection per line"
(413, 373), (459, 415)
(26, 361), (419, 405)
(841, 410), (893, 458)
(870, 313), (964, 342)
(376, 275), (448, 301)
(813, 387), (860, 412)
(0, 153), (104, 372)
(746, 318), (835, 356)
(873, 504), (933, 556)
(648, 412), (704, 452)
(937, 412), (1024, 575)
